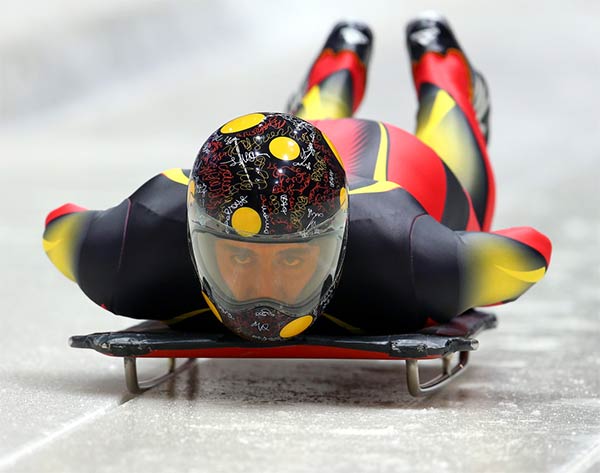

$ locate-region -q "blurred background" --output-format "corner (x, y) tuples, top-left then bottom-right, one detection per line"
(1, 1), (599, 472)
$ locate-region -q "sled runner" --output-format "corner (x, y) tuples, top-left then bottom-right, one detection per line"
(69, 310), (496, 397)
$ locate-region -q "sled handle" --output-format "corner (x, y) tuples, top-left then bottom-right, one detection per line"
(124, 357), (196, 394)
(405, 351), (470, 397)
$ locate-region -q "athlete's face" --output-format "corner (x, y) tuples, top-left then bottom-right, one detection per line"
(214, 239), (321, 303)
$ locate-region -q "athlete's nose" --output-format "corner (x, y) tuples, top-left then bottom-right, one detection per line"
(252, 264), (281, 301)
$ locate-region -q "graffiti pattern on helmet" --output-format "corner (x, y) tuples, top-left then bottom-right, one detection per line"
(191, 112), (346, 236)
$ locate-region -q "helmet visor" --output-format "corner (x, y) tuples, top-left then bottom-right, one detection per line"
(190, 228), (344, 316)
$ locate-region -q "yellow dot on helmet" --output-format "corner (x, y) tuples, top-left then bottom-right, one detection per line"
(340, 187), (348, 211)
(322, 132), (344, 169)
(202, 291), (222, 323)
(269, 136), (300, 161)
(220, 113), (266, 134)
(231, 207), (262, 236)
(279, 315), (314, 338)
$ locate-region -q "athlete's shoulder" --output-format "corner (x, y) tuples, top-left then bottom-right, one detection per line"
(348, 174), (402, 194)
(347, 174), (426, 222)
(132, 168), (190, 198)
(43, 203), (92, 282)
(128, 168), (190, 222)
(160, 168), (191, 186)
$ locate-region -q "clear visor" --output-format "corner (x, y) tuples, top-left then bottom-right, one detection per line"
(189, 223), (345, 316)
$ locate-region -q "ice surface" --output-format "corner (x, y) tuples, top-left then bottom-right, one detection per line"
(1, 1), (599, 472)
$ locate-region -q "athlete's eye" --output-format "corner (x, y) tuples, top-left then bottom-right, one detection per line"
(232, 251), (253, 265)
(282, 256), (302, 267)
(277, 250), (306, 268)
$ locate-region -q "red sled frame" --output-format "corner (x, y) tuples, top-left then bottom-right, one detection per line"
(70, 310), (496, 397)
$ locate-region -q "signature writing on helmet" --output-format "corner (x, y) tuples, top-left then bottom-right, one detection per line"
(220, 308), (234, 320)
(235, 168), (269, 191)
(257, 308), (275, 317)
(292, 141), (315, 171)
(328, 169), (337, 188)
(200, 133), (224, 155)
(289, 118), (317, 135)
(196, 181), (208, 197)
(261, 204), (270, 234)
(222, 195), (249, 223)
(280, 194), (289, 214)
(311, 156), (327, 182)
(290, 196), (309, 228)
(251, 308), (275, 332)
(251, 321), (270, 332)
(305, 208), (325, 231)
(223, 137), (269, 168)
(221, 137), (271, 191)
(269, 194), (289, 216)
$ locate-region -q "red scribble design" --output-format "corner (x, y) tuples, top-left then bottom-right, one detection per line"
(196, 162), (235, 212)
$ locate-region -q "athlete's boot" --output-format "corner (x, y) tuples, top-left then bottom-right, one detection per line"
(287, 21), (373, 120)
(406, 11), (491, 143)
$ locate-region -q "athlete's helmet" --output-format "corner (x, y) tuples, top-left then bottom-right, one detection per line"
(187, 112), (348, 342)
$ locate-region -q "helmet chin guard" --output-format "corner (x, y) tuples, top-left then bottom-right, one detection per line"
(188, 112), (348, 342)
(201, 290), (323, 342)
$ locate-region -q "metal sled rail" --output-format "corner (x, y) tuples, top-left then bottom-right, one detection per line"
(123, 357), (197, 394)
(70, 310), (496, 397)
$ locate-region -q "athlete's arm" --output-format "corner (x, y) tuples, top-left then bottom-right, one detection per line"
(410, 216), (552, 322)
(43, 200), (128, 312)
(42, 169), (204, 321)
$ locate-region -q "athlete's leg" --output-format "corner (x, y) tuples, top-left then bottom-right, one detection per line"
(407, 12), (495, 231)
(286, 21), (373, 120)
(292, 19), (481, 232)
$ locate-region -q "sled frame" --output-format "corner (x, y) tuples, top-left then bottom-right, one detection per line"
(71, 310), (495, 397)
(122, 349), (472, 397)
